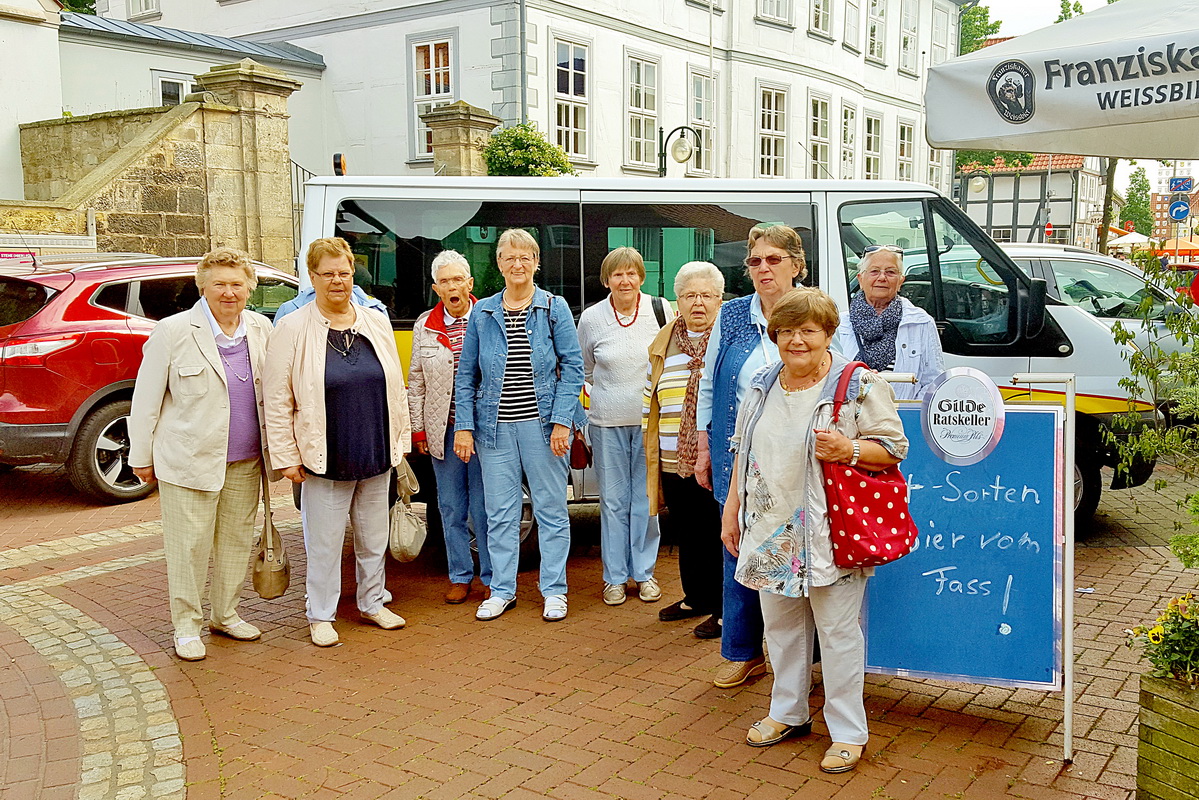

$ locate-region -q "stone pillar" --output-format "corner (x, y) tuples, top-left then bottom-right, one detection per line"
(194, 59), (301, 268)
(420, 101), (502, 177)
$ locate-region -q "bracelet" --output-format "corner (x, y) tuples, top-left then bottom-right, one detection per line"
(848, 439), (861, 467)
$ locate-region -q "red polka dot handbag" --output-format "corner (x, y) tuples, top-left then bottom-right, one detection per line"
(821, 361), (917, 569)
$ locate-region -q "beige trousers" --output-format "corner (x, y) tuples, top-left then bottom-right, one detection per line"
(159, 458), (262, 638)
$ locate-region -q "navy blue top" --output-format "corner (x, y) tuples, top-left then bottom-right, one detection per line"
(315, 329), (390, 482)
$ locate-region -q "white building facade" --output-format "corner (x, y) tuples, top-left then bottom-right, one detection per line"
(94, 0), (963, 188)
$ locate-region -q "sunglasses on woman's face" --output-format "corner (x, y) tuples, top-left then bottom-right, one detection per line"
(744, 254), (793, 268)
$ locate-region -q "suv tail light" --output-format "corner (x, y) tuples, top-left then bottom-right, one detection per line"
(0, 334), (82, 366)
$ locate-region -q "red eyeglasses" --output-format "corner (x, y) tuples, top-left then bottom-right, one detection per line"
(744, 254), (794, 268)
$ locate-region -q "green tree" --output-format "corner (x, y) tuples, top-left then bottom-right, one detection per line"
(1120, 166), (1154, 236)
(959, 5), (1002, 54)
(1055, 0), (1085, 22)
(483, 123), (576, 177)
(60, 0), (95, 12)
(955, 151), (1034, 171)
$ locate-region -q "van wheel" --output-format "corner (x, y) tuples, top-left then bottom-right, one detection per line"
(469, 483), (540, 570)
(1074, 461), (1101, 528)
(67, 400), (155, 504)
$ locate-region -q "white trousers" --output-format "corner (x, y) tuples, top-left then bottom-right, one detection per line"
(760, 575), (869, 746)
(300, 471), (390, 623)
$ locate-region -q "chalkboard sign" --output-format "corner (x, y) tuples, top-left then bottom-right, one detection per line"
(864, 405), (1064, 690)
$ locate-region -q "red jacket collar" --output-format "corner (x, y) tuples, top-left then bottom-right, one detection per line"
(424, 296), (477, 343)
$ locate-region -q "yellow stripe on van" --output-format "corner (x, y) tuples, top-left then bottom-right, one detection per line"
(997, 386), (1154, 415)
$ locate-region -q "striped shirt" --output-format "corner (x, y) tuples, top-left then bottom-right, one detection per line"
(498, 307), (540, 422)
(643, 329), (705, 473)
(446, 315), (468, 421)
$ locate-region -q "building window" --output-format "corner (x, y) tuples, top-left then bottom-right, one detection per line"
(128, 0), (159, 17)
(844, 0), (861, 49)
(809, 95), (830, 179)
(554, 39), (589, 159)
(810, 0), (831, 35)
(626, 56), (657, 168)
(864, 113), (882, 179)
(757, 87), (788, 178)
(900, 0), (919, 73)
(867, 0), (886, 61)
(689, 70), (716, 175)
(897, 122), (914, 181)
(758, 0), (791, 23)
(928, 147), (945, 189)
(931, 6), (949, 64)
(156, 75), (199, 107)
(991, 227), (1013, 243)
(413, 39), (454, 157)
(840, 104), (857, 180)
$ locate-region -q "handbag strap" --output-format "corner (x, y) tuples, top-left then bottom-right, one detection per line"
(259, 466), (276, 551)
(829, 361), (871, 425)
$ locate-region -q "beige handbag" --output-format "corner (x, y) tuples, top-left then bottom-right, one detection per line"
(390, 458), (426, 562)
(252, 468), (290, 599)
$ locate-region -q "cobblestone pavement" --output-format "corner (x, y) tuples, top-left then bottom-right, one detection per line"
(0, 463), (1196, 800)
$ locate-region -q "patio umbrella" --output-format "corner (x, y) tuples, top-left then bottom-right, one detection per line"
(1108, 231), (1152, 248)
(1155, 237), (1199, 256)
(926, 0), (1199, 159)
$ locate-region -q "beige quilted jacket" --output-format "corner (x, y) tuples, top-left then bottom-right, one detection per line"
(408, 304), (467, 460)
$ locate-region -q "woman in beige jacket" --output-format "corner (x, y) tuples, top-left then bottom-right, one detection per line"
(264, 237), (411, 648)
(129, 248), (275, 662)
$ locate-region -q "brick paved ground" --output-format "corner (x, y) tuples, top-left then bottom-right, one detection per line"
(1, 463), (1197, 800)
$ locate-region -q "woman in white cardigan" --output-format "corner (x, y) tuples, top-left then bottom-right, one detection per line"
(129, 248), (275, 662)
(577, 247), (674, 607)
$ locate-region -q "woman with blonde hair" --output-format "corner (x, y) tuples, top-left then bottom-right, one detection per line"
(265, 237), (411, 648)
(578, 246), (674, 606)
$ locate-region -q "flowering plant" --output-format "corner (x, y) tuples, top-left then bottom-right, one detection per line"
(1127, 592), (1199, 688)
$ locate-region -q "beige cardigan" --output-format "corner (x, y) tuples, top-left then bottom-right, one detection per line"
(264, 301), (411, 474)
(129, 301), (278, 491)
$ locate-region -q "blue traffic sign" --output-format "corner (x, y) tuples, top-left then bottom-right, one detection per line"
(1169, 201), (1191, 221)
(1169, 176), (1193, 192)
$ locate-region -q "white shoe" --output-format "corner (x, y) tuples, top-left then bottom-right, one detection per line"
(476, 595), (516, 620)
(638, 578), (662, 602)
(543, 594), (568, 621)
(603, 583), (627, 606)
(174, 636), (205, 661)
(362, 607), (405, 630)
(309, 622), (338, 647)
(209, 620), (261, 641)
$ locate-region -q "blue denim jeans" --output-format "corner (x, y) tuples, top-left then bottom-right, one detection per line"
(477, 419), (571, 600)
(591, 424), (659, 585)
(722, 545), (764, 661)
(431, 427), (491, 586)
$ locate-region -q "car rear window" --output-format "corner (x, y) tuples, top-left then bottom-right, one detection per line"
(0, 277), (54, 328)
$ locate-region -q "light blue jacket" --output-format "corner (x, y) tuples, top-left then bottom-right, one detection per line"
(834, 295), (944, 401)
(273, 285), (387, 322)
(453, 288), (587, 449)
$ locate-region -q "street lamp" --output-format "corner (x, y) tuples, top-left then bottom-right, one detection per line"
(658, 125), (701, 177)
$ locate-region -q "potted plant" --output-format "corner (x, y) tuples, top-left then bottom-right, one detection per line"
(1126, 592), (1199, 800)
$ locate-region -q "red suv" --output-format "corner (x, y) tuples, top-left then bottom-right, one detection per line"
(0, 254), (299, 503)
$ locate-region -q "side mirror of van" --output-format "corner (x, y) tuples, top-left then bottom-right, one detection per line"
(1018, 277), (1048, 339)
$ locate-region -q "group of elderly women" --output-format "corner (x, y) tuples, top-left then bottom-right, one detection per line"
(129, 222), (942, 775)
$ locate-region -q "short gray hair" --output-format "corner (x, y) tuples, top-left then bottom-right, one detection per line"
(674, 261), (725, 298)
(430, 249), (470, 282)
(857, 248), (903, 274)
(195, 247), (256, 292)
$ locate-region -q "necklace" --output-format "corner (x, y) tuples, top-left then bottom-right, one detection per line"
(502, 291), (533, 312)
(779, 355), (829, 393)
(611, 293), (640, 327)
(327, 328), (358, 358)
(219, 351), (250, 382)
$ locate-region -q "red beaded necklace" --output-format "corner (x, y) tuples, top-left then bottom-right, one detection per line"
(610, 293), (641, 327)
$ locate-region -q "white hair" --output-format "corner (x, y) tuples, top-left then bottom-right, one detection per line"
(430, 249), (470, 282)
(857, 248), (903, 274)
(674, 261), (725, 298)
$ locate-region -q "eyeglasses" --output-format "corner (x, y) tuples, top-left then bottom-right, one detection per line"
(499, 254), (536, 266)
(437, 275), (470, 287)
(314, 270), (354, 282)
(863, 244), (904, 255)
(775, 327), (828, 341)
(744, 254), (793, 268)
(679, 291), (721, 303)
(861, 268), (903, 279)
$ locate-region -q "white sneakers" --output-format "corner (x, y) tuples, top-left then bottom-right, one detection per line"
(638, 578), (662, 602)
(173, 636), (205, 661)
(309, 622), (338, 647)
(603, 583), (627, 605)
(362, 607), (406, 630)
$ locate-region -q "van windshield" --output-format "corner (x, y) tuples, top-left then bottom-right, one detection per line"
(0, 278), (53, 329)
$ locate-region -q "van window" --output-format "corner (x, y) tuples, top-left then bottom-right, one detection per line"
(839, 198), (1018, 348)
(334, 199), (582, 323)
(581, 203), (818, 307)
(1048, 258), (1171, 320)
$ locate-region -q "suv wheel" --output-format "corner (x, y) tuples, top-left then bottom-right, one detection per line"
(1075, 460), (1101, 528)
(67, 400), (154, 504)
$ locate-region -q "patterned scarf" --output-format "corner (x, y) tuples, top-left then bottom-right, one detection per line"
(672, 317), (713, 478)
(849, 293), (902, 372)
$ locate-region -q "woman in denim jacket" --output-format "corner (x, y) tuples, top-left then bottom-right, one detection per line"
(453, 228), (587, 623)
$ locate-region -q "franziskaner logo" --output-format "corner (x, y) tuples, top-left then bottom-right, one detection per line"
(987, 60), (1036, 124)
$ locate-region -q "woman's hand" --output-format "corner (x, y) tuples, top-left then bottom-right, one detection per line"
(550, 424), (571, 458)
(282, 465), (306, 483)
(414, 440), (429, 456)
(814, 429), (854, 463)
(695, 432), (712, 490)
(133, 466), (155, 484)
(720, 516), (741, 557)
(454, 430), (475, 463)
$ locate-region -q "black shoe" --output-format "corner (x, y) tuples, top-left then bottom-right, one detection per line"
(693, 615), (722, 639)
(659, 600), (706, 622)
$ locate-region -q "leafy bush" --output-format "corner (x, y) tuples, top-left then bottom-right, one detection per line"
(1127, 592), (1199, 687)
(483, 124), (576, 177)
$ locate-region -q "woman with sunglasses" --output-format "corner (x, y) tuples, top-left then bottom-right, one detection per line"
(694, 223), (806, 688)
(834, 245), (944, 400)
